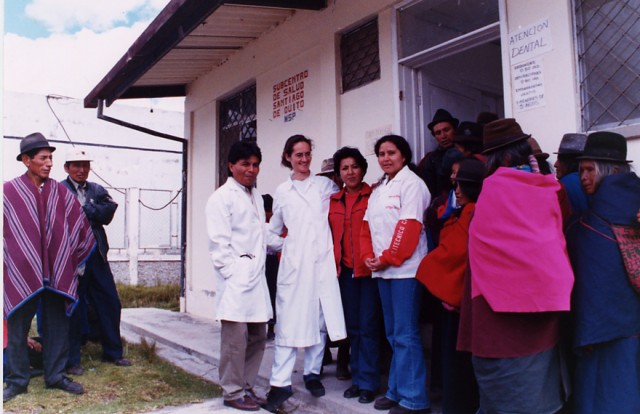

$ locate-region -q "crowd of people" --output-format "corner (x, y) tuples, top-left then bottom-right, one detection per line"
(206, 109), (639, 414)
(4, 108), (639, 414)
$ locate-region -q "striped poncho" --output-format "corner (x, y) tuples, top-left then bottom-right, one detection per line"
(3, 173), (96, 318)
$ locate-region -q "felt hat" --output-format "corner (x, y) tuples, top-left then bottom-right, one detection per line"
(428, 108), (459, 133)
(554, 133), (587, 155)
(16, 132), (56, 161)
(318, 158), (335, 175)
(482, 118), (530, 154)
(455, 158), (486, 183)
(527, 137), (549, 160)
(453, 121), (483, 145)
(578, 131), (632, 163)
(65, 147), (93, 162)
(476, 111), (499, 126)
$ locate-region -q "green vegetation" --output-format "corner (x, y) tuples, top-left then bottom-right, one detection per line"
(4, 337), (221, 414)
(117, 283), (180, 311)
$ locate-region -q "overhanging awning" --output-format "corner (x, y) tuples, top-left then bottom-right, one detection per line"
(84, 0), (326, 108)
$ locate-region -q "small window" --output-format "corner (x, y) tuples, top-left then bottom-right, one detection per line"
(575, 0), (640, 131)
(218, 84), (257, 186)
(341, 18), (381, 92)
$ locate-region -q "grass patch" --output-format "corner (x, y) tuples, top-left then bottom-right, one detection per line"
(117, 283), (180, 311)
(4, 338), (221, 414)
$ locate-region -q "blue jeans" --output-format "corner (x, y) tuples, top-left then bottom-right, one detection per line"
(378, 278), (430, 410)
(339, 266), (382, 391)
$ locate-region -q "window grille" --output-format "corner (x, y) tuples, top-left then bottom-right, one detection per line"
(341, 18), (381, 92)
(218, 84), (257, 186)
(575, 0), (640, 131)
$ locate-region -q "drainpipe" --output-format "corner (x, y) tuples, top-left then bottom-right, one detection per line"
(97, 100), (188, 309)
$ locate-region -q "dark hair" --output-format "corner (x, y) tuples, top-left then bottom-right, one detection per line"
(227, 140), (262, 174)
(457, 181), (483, 203)
(485, 140), (532, 175)
(24, 148), (48, 159)
(281, 134), (313, 169)
(557, 154), (580, 174)
(332, 146), (368, 175)
(456, 140), (483, 156)
(374, 135), (412, 165)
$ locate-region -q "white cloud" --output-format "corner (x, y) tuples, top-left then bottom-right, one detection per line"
(25, 0), (169, 33)
(3, 22), (184, 111)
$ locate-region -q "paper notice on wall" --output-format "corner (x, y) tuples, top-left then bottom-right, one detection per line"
(364, 125), (393, 155)
(509, 18), (553, 65)
(512, 58), (546, 112)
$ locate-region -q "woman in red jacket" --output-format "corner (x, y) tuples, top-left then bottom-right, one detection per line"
(416, 158), (485, 414)
(328, 146), (382, 404)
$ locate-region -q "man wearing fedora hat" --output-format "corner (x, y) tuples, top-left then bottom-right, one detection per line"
(62, 147), (131, 376)
(418, 108), (460, 198)
(4, 133), (95, 401)
(566, 131), (640, 413)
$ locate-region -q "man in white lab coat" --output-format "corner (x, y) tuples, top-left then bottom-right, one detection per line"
(205, 140), (273, 412)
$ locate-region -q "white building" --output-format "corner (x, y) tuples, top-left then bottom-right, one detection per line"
(85, 0), (640, 319)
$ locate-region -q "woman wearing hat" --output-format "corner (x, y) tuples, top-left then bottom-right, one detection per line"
(362, 135), (431, 414)
(416, 158), (485, 414)
(457, 118), (574, 414)
(566, 131), (640, 414)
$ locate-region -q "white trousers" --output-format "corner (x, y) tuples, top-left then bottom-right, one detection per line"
(270, 302), (327, 387)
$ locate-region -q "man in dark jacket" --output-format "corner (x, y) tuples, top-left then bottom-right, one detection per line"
(63, 147), (131, 375)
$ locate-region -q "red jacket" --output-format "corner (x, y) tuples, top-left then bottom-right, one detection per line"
(328, 184), (372, 277)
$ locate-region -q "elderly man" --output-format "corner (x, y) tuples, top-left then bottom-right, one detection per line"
(62, 147), (131, 375)
(4, 133), (95, 402)
(205, 140), (273, 411)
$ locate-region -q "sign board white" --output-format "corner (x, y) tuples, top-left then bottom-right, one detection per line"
(509, 18), (553, 65)
(512, 58), (546, 112)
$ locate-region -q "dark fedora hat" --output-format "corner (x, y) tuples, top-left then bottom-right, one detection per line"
(578, 131), (631, 163)
(16, 132), (56, 161)
(482, 118), (530, 154)
(453, 121), (483, 145)
(554, 133), (587, 155)
(428, 108), (459, 133)
(527, 137), (549, 160)
(455, 158), (486, 183)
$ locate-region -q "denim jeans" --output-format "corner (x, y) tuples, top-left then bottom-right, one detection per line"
(378, 277), (430, 410)
(339, 266), (382, 392)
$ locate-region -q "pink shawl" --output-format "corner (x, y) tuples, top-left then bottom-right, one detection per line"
(468, 168), (574, 312)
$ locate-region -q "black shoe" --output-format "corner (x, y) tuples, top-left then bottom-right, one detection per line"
(3, 385), (27, 402)
(261, 386), (293, 413)
(358, 389), (376, 404)
(389, 405), (431, 414)
(374, 396), (398, 410)
(103, 357), (132, 367)
(66, 364), (84, 376)
(46, 376), (85, 395)
(303, 375), (325, 397)
(343, 384), (360, 398)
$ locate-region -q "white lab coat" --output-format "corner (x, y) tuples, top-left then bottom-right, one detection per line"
(205, 177), (273, 323)
(268, 174), (347, 347)
(365, 165), (431, 279)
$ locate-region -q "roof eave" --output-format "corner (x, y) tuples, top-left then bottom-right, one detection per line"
(84, 0), (326, 108)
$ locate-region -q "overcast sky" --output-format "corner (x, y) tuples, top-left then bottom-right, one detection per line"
(3, 0), (184, 111)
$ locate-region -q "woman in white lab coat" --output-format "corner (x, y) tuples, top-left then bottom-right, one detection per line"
(262, 135), (347, 413)
(363, 135), (431, 414)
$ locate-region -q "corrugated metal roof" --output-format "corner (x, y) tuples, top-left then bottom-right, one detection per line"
(84, 0), (325, 108)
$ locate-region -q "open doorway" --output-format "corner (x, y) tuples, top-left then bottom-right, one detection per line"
(397, 0), (503, 160)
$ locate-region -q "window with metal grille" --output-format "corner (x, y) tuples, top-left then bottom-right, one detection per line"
(341, 18), (381, 92)
(218, 84), (257, 186)
(575, 0), (640, 131)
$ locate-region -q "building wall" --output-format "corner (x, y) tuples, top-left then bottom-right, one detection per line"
(183, 0), (640, 320)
